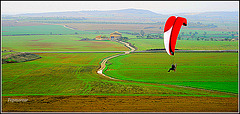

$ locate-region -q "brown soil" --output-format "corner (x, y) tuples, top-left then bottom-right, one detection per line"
(63, 48), (78, 50)
(31, 39), (43, 41)
(30, 49), (54, 51)
(63, 23), (163, 34)
(28, 42), (56, 48)
(2, 95), (238, 112)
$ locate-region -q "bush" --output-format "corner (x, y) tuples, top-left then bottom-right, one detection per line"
(2, 53), (41, 64)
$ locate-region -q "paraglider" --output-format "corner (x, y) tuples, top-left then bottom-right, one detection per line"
(168, 64), (177, 72)
(164, 16), (187, 72)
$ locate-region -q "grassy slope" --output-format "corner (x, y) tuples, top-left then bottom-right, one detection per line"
(128, 39), (238, 51)
(105, 53), (238, 94)
(2, 35), (129, 52)
(2, 53), (234, 97)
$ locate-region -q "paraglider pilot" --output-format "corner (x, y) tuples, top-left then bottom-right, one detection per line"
(168, 64), (176, 72)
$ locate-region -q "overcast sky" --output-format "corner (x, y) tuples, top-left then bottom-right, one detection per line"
(1, 1), (239, 15)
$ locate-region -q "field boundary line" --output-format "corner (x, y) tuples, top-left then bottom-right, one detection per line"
(24, 49), (238, 54)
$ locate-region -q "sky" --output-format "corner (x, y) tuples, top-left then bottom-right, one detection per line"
(1, 1), (239, 15)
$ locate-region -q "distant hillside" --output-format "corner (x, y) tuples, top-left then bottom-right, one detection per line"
(4, 9), (238, 28)
(16, 8), (164, 18)
(178, 11), (239, 22)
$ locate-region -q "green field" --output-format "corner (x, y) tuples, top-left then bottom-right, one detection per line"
(2, 35), (129, 52)
(2, 24), (138, 38)
(181, 29), (236, 35)
(105, 53), (238, 94)
(2, 25), (95, 35)
(128, 39), (238, 51)
(1, 22), (238, 98)
(180, 29), (238, 39)
(2, 53), (235, 97)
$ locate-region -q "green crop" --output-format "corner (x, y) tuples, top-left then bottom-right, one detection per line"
(128, 39), (238, 51)
(2, 35), (129, 52)
(105, 53), (238, 94)
(2, 53), (235, 97)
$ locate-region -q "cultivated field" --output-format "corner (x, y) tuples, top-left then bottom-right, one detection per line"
(2, 95), (238, 112)
(128, 39), (238, 51)
(2, 25), (91, 36)
(105, 53), (238, 94)
(2, 35), (129, 52)
(63, 23), (164, 34)
(1, 17), (239, 112)
(2, 20), (51, 27)
(2, 53), (238, 112)
(3, 53), (234, 97)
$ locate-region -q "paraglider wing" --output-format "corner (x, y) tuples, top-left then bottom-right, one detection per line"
(164, 16), (187, 56)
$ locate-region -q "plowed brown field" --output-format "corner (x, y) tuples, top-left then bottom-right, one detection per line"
(2, 95), (238, 112)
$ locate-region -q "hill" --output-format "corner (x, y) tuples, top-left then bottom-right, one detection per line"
(16, 8), (164, 18)
(6, 9), (237, 23)
(178, 11), (239, 22)
(3, 9), (238, 30)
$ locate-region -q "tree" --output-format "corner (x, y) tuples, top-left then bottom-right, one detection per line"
(50, 32), (52, 35)
(102, 35), (107, 38)
(181, 32), (184, 37)
(194, 32), (198, 35)
(231, 34), (235, 38)
(189, 32), (192, 36)
(191, 34), (195, 40)
(178, 36), (181, 40)
(118, 37), (129, 42)
(203, 32), (207, 38)
(140, 30), (145, 36)
(147, 35), (152, 39)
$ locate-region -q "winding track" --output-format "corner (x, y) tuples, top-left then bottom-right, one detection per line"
(96, 40), (135, 80)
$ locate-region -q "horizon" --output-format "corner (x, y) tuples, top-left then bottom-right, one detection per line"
(1, 1), (239, 15)
(1, 8), (239, 16)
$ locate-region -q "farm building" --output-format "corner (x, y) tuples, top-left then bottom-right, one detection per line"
(95, 35), (102, 40)
(110, 31), (122, 40)
(95, 35), (110, 40)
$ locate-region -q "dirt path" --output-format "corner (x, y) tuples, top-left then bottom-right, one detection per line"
(97, 40), (135, 78)
(62, 25), (77, 30)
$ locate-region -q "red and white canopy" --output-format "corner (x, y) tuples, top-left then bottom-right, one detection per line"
(164, 16), (187, 56)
